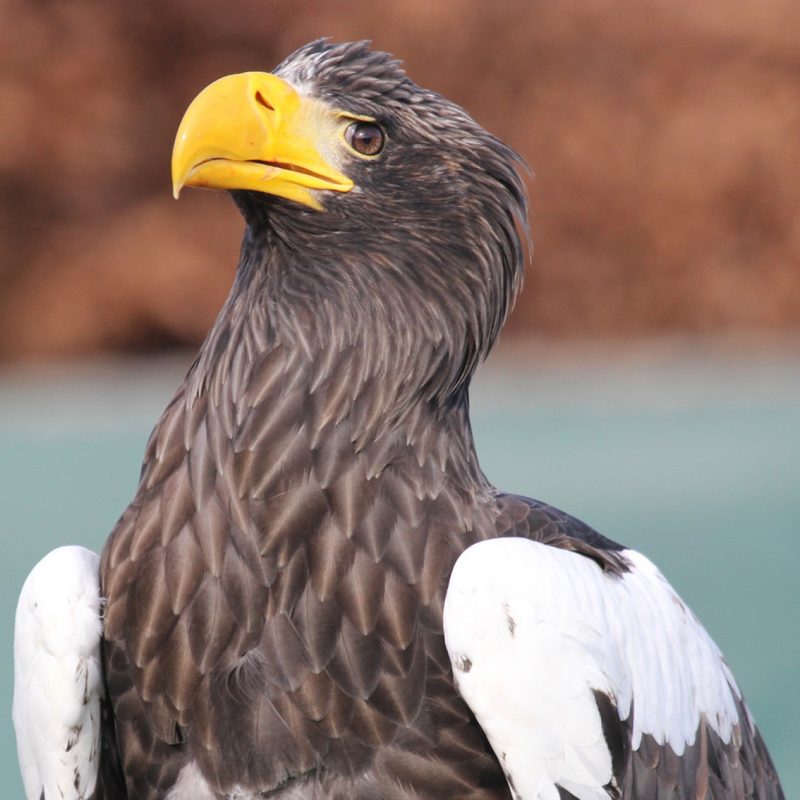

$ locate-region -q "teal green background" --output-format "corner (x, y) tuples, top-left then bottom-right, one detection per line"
(2, 343), (798, 795)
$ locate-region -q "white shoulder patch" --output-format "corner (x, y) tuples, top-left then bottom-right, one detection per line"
(443, 538), (740, 800)
(13, 546), (104, 800)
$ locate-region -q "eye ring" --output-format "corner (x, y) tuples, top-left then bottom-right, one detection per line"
(344, 121), (385, 157)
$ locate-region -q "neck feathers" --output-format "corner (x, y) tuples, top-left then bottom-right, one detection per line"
(140, 270), (492, 561)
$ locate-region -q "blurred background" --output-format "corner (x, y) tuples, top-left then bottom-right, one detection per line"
(1, 0), (798, 794)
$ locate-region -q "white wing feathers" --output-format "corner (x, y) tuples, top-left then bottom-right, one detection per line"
(443, 538), (741, 800)
(13, 546), (104, 800)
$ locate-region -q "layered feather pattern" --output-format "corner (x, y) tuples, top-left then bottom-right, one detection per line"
(89, 40), (785, 799)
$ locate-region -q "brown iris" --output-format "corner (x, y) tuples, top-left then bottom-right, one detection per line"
(345, 121), (385, 156)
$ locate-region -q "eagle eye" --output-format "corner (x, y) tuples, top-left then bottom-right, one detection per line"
(345, 121), (385, 156)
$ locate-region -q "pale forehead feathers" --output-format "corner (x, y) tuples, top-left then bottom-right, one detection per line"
(273, 38), (488, 145)
(275, 40), (416, 109)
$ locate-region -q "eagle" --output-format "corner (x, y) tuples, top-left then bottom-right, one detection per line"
(13, 40), (784, 800)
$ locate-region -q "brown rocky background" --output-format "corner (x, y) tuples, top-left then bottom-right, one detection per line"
(2, 0), (799, 360)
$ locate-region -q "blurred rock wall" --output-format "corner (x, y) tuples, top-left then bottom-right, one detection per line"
(2, 0), (799, 359)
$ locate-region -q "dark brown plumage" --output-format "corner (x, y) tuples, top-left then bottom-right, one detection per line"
(97, 41), (783, 799)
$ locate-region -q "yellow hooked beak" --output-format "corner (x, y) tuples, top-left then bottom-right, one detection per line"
(171, 72), (354, 210)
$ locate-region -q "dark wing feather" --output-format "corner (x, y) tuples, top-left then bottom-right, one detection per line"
(623, 700), (784, 799)
(494, 492), (630, 574)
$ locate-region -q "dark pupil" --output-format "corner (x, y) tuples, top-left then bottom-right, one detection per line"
(351, 123), (383, 155)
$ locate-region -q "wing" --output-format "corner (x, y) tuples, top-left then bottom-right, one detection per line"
(13, 546), (105, 800)
(442, 537), (784, 800)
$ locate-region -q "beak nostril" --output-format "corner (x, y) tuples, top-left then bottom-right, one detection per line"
(255, 91), (274, 111)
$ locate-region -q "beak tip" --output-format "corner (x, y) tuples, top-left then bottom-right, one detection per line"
(171, 167), (185, 199)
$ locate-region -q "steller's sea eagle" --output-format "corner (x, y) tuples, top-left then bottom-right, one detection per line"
(13, 40), (784, 800)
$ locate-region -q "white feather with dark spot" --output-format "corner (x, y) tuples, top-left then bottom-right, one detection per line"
(13, 546), (104, 800)
(443, 537), (741, 799)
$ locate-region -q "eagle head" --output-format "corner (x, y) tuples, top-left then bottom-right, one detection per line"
(172, 40), (528, 404)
